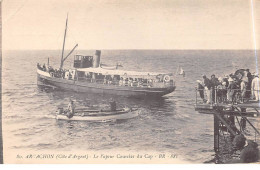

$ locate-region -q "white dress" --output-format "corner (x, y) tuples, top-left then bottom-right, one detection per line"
(251, 77), (260, 100)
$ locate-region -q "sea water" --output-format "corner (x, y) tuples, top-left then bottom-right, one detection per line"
(2, 50), (260, 163)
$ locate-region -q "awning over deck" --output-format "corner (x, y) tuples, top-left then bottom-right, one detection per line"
(77, 67), (170, 77)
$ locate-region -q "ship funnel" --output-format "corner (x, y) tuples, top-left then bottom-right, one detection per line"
(93, 50), (101, 68)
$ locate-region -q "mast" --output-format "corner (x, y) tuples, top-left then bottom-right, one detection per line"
(60, 13), (68, 69)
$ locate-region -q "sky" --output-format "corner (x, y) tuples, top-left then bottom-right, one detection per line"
(2, 0), (260, 50)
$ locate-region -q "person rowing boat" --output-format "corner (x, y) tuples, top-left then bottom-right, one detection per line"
(55, 99), (139, 121)
(109, 98), (117, 111)
(67, 99), (76, 118)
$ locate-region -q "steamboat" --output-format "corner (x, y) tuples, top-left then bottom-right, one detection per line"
(37, 16), (176, 98)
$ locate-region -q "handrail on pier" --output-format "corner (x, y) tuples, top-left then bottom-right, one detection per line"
(195, 87), (260, 106)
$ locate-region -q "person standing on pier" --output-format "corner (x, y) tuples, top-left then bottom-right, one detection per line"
(251, 73), (260, 101)
(241, 77), (248, 103)
(217, 78), (227, 103)
(202, 75), (212, 104)
(210, 74), (220, 103)
(227, 77), (236, 103)
(246, 69), (253, 99)
(196, 80), (206, 103)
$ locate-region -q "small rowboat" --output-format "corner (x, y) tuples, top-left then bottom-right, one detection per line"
(55, 107), (139, 121)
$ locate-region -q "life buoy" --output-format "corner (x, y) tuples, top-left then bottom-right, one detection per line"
(163, 75), (170, 82)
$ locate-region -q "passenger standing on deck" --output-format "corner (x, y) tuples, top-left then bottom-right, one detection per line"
(251, 73), (260, 101)
(119, 77), (123, 86)
(37, 63), (40, 69)
(42, 64), (46, 71)
(67, 99), (75, 118)
(202, 75), (212, 104)
(103, 76), (107, 84)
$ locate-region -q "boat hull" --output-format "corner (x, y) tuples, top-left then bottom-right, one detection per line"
(56, 109), (139, 121)
(37, 69), (176, 97)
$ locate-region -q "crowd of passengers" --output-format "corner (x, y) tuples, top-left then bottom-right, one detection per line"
(38, 63), (168, 87)
(87, 72), (165, 87)
(37, 63), (66, 78)
(196, 69), (260, 104)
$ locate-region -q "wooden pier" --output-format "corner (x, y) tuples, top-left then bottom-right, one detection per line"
(195, 88), (260, 163)
(195, 102), (260, 118)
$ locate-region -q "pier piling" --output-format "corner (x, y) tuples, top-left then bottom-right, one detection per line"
(214, 114), (220, 153)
